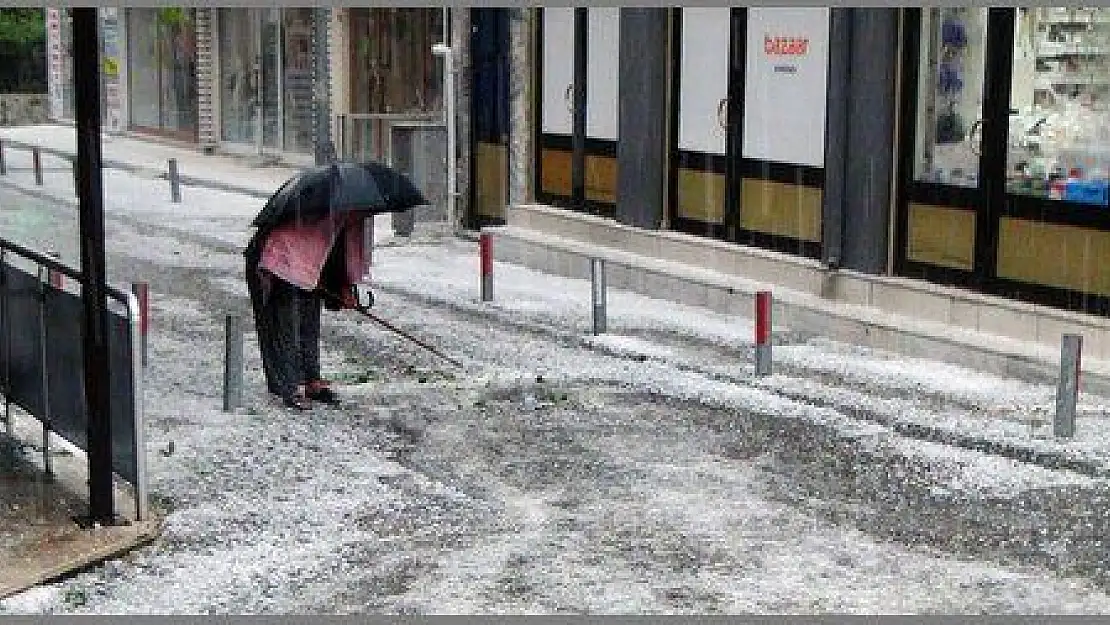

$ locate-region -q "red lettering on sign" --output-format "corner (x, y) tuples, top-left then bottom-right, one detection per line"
(764, 35), (810, 56)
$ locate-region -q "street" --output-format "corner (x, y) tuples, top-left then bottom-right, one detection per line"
(4, 158), (1110, 613)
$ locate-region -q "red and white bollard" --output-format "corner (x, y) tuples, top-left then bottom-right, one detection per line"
(479, 232), (493, 302)
(47, 252), (62, 289)
(754, 290), (772, 377)
(132, 281), (149, 368)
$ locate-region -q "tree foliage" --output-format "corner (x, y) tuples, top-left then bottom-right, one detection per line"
(0, 8), (45, 46)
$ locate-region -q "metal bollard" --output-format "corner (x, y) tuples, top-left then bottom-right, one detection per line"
(167, 158), (181, 203)
(754, 290), (773, 376)
(0, 139), (6, 175)
(591, 258), (607, 335)
(1, 249), (10, 440)
(223, 314), (244, 412)
(31, 147), (42, 185)
(479, 232), (493, 302)
(1055, 333), (1083, 439)
(132, 282), (149, 368)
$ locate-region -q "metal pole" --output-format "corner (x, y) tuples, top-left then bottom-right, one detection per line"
(73, 7), (115, 525)
(72, 157), (79, 197)
(479, 232), (493, 302)
(591, 258), (607, 335)
(311, 7), (333, 166)
(36, 266), (51, 478)
(127, 290), (148, 522)
(0, 249), (9, 438)
(1055, 333), (1082, 439)
(167, 158), (181, 203)
(433, 40), (457, 234)
(0, 139), (6, 175)
(132, 282), (149, 368)
(754, 290), (773, 377)
(223, 314), (243, 412)
(32, 147), (43, 185)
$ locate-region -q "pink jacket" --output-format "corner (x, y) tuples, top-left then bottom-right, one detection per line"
(258, 213), (366, 292)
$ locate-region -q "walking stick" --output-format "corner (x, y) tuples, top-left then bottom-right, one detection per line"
(351, 304), (463, 368)
(322, 288), (462, 368)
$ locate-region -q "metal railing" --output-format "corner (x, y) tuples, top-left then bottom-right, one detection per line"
(0, 237), (147, 522)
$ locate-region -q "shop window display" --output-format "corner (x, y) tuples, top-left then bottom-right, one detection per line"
(1007, 7), (1110, 206)
(217, 8), (317, 154)
(913, 8), (990, 188)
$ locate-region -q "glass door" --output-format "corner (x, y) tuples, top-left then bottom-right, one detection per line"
(218, 8), (259, 147)
(896, 8), (998, 283)
(670, 8), (732, 237)
(260, 8), (283, 152)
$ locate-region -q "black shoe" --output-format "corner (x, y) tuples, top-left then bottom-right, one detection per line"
(282, 394), (312, 410)
(306, 386), (341, 406)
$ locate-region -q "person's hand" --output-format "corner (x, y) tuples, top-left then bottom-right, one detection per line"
(341, 286), (359, 309)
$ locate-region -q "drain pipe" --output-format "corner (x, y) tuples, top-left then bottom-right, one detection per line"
(433, 41), (458, 236)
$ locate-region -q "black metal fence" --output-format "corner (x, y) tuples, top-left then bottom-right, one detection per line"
(0, 238), (147, 520)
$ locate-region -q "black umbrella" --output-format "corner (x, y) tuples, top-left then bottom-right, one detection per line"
(251, 160), (428, 230)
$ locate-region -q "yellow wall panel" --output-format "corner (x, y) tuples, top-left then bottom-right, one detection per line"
(998, 217), (1110, 297)
(474, 142), (508, 219)
(540, 148), (573, 197)
(738, 178), (822, 242)
(905, 203), (976, 271)
(676, 168), (726, 224)
(584, 154), (617, 204)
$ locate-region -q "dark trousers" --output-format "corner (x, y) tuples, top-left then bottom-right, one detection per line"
(247, 266), (323, 398)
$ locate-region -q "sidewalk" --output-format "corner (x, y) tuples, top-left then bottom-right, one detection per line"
(1, 411), (159, 601)
(0, 124), (299, 199)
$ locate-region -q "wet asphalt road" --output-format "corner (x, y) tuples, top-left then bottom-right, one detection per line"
(3, 182), (1110, 613)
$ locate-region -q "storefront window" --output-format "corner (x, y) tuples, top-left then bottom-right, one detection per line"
(218, 8), (317, 154)
(218, 8), (256, 145)
(126, 8), (198, 138)
(1007, 7), (1110, 205)
(913, 8), (990, 188)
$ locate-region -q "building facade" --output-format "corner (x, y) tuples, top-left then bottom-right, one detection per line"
(507, 7), (1110, 319)
(42, 7), (1110, 319)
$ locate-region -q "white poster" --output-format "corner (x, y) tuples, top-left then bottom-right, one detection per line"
(585, 7), (619, 141)
(741, 7), (830, 168)
(540, 8), (575, 135)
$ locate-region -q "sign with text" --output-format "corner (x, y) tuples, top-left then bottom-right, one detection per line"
(741, 7), (830, 168)
(100, 8), (122, 132)
(45, 9), (64, 121)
